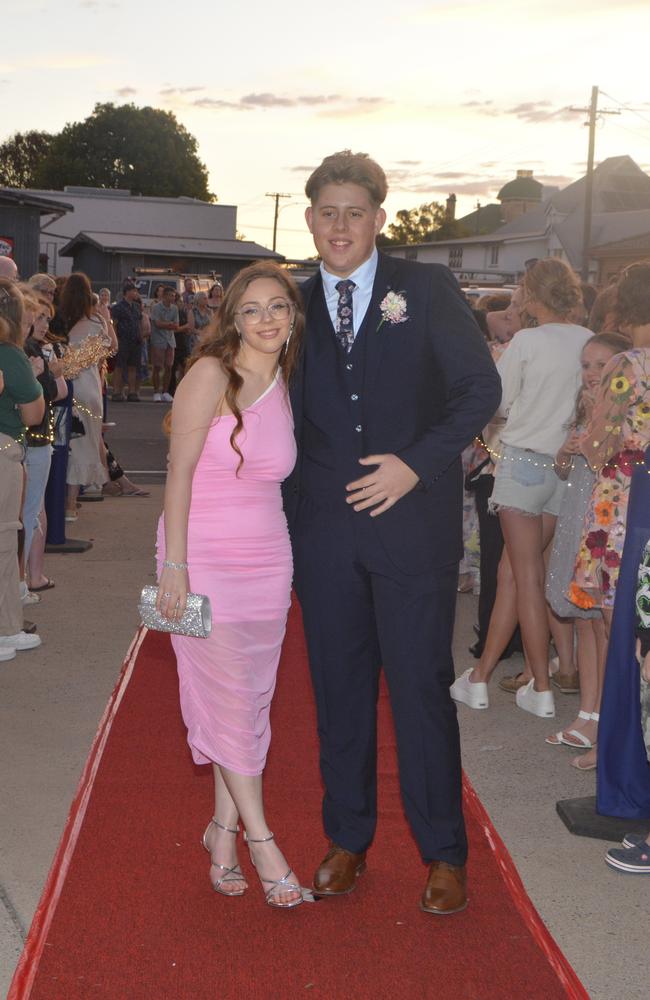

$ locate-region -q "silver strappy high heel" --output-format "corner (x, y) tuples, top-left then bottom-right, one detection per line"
(244, 831), (305, 909)
(201, 818), (248, 896)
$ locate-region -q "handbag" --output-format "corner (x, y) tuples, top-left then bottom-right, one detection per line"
(138, 584), (212, 638)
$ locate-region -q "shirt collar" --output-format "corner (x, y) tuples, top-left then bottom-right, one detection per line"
(320, 248), (378, 297)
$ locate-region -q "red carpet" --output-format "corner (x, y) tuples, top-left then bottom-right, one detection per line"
(10, 606), (588, 999)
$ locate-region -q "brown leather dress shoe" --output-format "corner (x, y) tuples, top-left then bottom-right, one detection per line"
(420, 861), (467, 915)
(313, 843), (367, 896)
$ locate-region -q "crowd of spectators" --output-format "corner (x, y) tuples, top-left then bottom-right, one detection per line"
(454, 259), (650, 874)
(0, 258), (225, 660)
(0, 262), (173, 656)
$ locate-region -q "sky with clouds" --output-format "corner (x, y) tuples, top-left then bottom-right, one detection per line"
(3, 0), (650, 258)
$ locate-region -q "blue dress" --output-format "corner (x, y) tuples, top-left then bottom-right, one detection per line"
(597, 445), (650, 818)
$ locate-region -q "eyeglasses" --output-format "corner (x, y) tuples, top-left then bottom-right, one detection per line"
(236, 301), (292, 325)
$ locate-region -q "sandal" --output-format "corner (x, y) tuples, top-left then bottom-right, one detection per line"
(201, 818), (247, 896)
(30, 578), (55, 593)
(571, 753), (597, 771)
(245, 831), (306, 908)
(561, 711), (599, 749)
(112, 479), (150, 497)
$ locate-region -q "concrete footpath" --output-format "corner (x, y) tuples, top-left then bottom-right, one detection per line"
(1, 399), (646, 999)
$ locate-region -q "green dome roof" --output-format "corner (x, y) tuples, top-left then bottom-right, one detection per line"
(498, 174), (543, 202)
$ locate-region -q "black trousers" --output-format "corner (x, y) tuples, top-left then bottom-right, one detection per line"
(292, 500), (467, 867)
(474, 474), (521, 654)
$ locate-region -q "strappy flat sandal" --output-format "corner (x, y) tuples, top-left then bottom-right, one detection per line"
(244, 831), (305, 909)
(201, 818), (248, 896)
(561, 710), (599, 749)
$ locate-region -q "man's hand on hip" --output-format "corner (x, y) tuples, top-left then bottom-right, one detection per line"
(346, 454), (420, 517)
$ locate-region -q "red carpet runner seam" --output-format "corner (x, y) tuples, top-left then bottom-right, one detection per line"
(8, 627), (147, 1000)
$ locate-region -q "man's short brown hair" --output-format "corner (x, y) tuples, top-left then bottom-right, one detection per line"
(305, 150), (388, 206)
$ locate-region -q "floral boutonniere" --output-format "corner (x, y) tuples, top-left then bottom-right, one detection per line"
(377, 290), (408, 332)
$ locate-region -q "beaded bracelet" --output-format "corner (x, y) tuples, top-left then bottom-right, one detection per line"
(163, 560), (189, 570)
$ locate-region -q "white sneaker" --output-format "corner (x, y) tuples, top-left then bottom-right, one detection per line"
(0, 631), (42, 651)
(161, 392), (173, 402)
(516, 679), (555, 718)
(20, 581), (41, 605)
(0, 647), (16, 661)
(153, 393), (162, 402)
(450, 668), (489, 709)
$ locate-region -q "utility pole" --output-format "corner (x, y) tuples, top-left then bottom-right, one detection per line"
(266, 192), (291, 252)
(569, 86), (619, 281)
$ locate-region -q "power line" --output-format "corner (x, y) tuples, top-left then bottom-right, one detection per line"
(607, 121), (650, 146)
(238, 223), (309, 234)
(599, 89), (650, 130)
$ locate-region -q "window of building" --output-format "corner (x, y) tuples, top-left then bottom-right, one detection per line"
(449, 248), (463, 269)
(489, 245), (499, 266)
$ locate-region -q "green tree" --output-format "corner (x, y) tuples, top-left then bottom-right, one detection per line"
(0, 130), (54, 187)
(384, 201), (469, 245)
(386, 201), (447, 244)
(34, 103), (213, 200)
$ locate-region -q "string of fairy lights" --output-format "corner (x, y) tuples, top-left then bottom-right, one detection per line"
(475, 437), (650, 477)
(0, 334), (112, 452)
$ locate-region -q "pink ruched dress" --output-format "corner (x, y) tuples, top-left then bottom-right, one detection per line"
(157, 376), (296, 775)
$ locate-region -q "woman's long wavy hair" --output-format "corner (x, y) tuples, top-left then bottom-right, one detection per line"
(186, 262), (304, 468)
(59, 272), (93, 330)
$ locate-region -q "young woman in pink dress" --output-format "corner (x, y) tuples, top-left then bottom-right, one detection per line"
(156, 262), (304, 908)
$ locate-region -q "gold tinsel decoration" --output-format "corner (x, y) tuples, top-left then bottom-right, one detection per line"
(59, 335), (114, 380)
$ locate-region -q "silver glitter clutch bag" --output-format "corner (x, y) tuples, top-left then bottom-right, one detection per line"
(138, 585), (212, 638)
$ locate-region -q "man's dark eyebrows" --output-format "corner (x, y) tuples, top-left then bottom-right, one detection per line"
(319, 203), (368, 212)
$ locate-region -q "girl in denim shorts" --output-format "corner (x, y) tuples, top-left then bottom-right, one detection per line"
(451, 260), (592, 720)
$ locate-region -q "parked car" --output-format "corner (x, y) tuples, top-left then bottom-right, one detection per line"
(461, 285), (515, 307)
(132, 271), (220, 307)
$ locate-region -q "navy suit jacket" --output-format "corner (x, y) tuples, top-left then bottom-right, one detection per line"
(284, 252), (501, 573)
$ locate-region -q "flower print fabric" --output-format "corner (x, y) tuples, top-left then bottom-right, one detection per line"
(638, 538), (650, 762)
(570, 349), (650, 609)
(459, 444), (481, 587)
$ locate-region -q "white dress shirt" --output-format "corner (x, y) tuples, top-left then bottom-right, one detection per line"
(320, 249), (378, 340)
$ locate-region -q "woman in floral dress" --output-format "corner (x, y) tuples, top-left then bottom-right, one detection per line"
(569, 262), (650, 766)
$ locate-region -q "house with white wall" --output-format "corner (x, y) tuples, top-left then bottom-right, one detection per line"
(385, 157), (650, 287)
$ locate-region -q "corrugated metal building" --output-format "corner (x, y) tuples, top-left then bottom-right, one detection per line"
(59, 231), (281, 292)
(0, 191), (72, 278)
(4, 186), (280, 291)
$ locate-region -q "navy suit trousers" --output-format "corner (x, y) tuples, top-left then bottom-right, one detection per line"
(292, 497), (468, 867)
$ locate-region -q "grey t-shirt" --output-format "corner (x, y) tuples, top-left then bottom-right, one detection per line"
(150, 303), (178, 349)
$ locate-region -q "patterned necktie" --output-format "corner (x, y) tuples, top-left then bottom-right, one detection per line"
(335, 279), (356, 352)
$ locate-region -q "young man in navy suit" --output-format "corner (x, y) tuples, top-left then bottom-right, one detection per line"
(285, 151), (501, 913)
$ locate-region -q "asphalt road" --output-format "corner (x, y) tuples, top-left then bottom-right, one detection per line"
(104, 389), (170, 484)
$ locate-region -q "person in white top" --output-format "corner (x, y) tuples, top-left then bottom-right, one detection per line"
(451, 259), (592, 719)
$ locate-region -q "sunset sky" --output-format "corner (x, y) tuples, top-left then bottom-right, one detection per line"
(3, 0), (650, 258)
